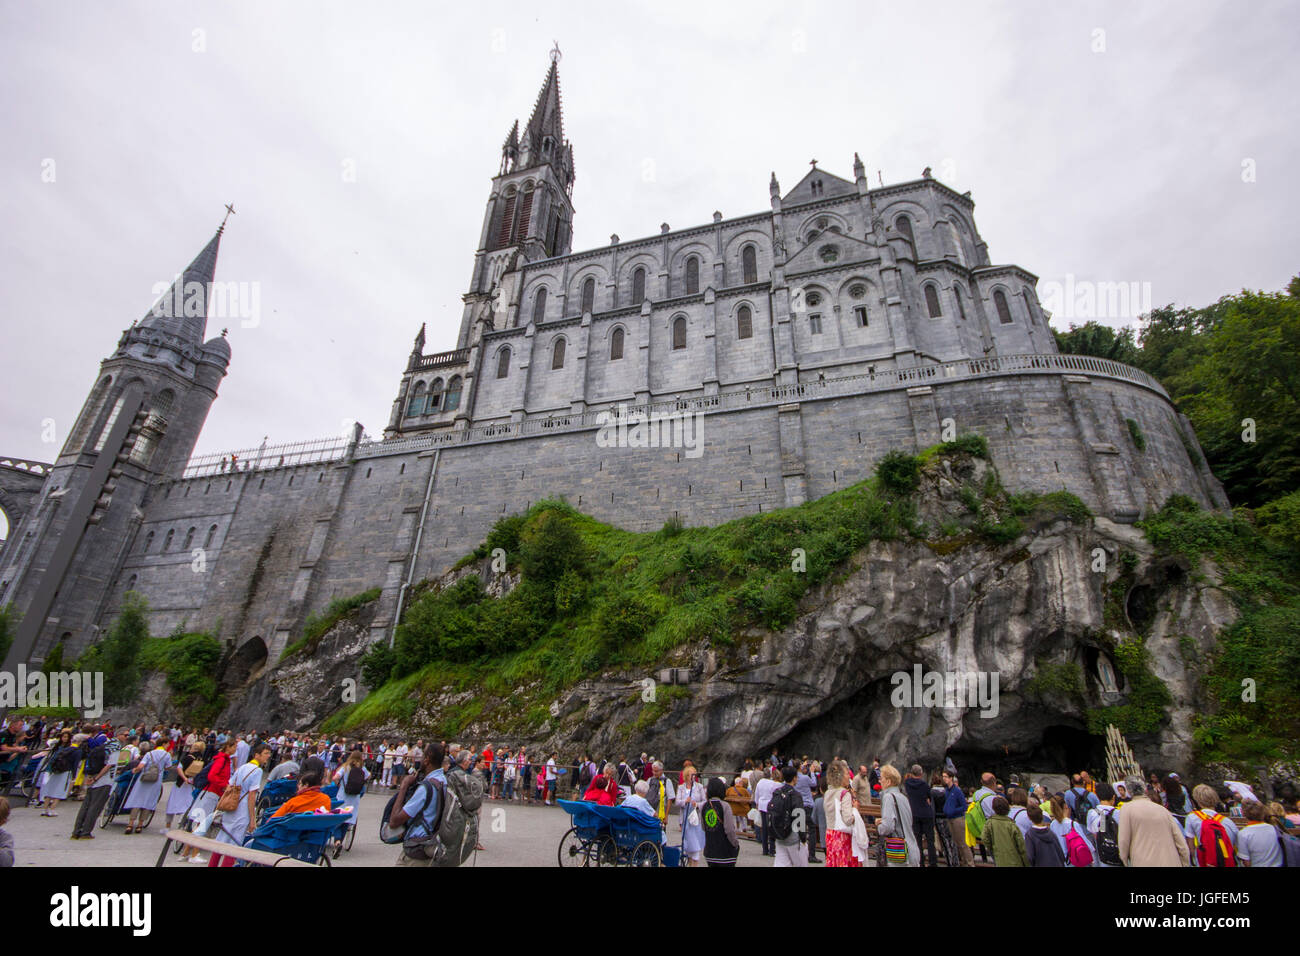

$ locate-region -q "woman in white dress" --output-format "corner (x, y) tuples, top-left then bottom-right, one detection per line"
(331, 749), (370, 829)
(164, 741), (205, 829)
(122, 740), (169, 834)
(39, 730), (76, 816)
(675, 765), (707, 866)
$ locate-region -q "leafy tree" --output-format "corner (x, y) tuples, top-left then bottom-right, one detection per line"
(92, 591), (151, 705)
(1054, 321), (1142, 365)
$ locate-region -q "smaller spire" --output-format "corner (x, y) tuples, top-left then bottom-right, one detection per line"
(770, 171), (780, 198)
(412, 322), (426, 353)
(853, 152), (865, 181)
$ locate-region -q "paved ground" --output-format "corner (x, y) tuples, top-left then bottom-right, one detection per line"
(6, 787), (819, 867)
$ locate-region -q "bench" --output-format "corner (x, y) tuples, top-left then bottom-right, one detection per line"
(154, 828), (317, 867)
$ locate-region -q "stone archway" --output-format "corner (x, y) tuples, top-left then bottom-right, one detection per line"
(223, 634), (269, 687)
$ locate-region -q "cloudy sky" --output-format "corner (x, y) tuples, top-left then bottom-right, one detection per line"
(2, 0), (1298, 501)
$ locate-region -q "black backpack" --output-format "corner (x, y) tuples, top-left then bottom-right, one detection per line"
(344, 766), (366, 796)
(82, 741), (107, 777)
(50, 746), (78, 774)
(768, 785), (801, 840)
(1094, 806), (1124, 866)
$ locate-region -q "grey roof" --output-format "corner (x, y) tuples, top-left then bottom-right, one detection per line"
(138, 226), (224, 345)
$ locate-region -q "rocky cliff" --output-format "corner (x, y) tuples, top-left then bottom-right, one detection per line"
(207, 453), (1248, 785)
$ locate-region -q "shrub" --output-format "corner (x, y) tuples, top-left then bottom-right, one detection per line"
(1255, 490), (1300, 549)
(937, 433), (989, 459)
(876, 451), (921, 497)
(1126, 418), (1147, 452)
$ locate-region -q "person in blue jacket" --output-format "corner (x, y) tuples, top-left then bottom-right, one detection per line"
(941, 769), (973, 866)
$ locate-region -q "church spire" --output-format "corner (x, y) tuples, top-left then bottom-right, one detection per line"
(510, 49), (573, 190)
(138, 222), (225, 345)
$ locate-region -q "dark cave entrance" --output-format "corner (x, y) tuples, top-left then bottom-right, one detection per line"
(222, 635), (268, 688)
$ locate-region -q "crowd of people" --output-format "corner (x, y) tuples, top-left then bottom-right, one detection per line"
(2, 713), (1298, 869)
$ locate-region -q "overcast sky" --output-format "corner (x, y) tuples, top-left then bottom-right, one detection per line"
(2, 0), (1298, 510)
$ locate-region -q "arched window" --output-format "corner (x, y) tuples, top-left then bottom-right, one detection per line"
(205, 524), (217, 549)
(68, 375), (112, 453)
(151, 389), (175, 419)
(183, 527), (195, 549)
(672, 316), (687, 350)
(610, 327), (624, 360)
(495, 188), (517, 249)
(924, 284), (942, 318)
(428, 378), (444, 412)
(144, 530), (154, 553)
(742, 245), (758, 284)
(685, 257), (699, 295)
(164, 529), (175, 551)
(551, 336), (566, 370)
(994, 289), (1013, 324)
(631, 267), (646, 305)
(496, 347), (511, 379)
(581, 277), (595, 315)
(405, 381), (426, 417)
(1022, 287), (1039, 325)
(954, 284), (968, 321)
(895, 215), (916, 257)
(532, 287), (548, 325)
(444, 376), (462, 411)
(737, 305), (753, 340)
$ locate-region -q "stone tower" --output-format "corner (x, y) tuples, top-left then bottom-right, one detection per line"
(0, 222), (232, 664)
(457, 50), (576, 350)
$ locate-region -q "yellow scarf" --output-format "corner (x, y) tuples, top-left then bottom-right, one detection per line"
(656, 778), (667, 821)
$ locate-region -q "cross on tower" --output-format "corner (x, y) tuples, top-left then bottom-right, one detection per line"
(809, 159), (818, 168)
(220, 203), (237, 229)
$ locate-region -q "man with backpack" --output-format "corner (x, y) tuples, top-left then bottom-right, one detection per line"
(965, 773), (999, 861)
(70, 727), (113, 840)
(1184, 783), (1239, 867)
(1086, 782), (1124, 867)
(1064, 774), (1099, 822)
(390, 743), (445, 867)
(768, 766), (808, 867)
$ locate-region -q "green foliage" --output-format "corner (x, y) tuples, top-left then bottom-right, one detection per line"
(41, 639), (65, 675)
(0, 603), (18, 662)
(876, 450), (921, 497)
(658, 514), (685, 539)
(1023, 659), (1085, 702)
(633, 685), (690, 732)
(1035, 490), (1093, 524)
(281, 587), (381, 661)
(138, 632), (225, 724)
(360, 641), (397, 689)
(1054, 321), (1143, 365)
(1254, 489), (1300, 549)
(936, 433), (989, 459)
(1125, 418), (1147, 452)
(79, 591), (150, 706)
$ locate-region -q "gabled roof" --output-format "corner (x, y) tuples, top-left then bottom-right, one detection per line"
(138, 225), (224, 345)
(782, 165), (857, 205)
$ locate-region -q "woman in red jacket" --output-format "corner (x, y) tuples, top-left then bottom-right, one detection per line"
(180, 738), (237, 865)
(582, 764), (619, 806)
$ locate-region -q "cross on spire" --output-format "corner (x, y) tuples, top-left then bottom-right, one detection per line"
(550, 41), (561, 64)
(809, 158), (818, 168)
(219, 202), (236, 232)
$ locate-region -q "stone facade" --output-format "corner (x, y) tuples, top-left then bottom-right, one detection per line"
(0, 58), (1226, 669)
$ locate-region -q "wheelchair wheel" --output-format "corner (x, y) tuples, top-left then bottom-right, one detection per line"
(99, 794), (118, 829)
(592, 836), (618, 868)
(345, 822), (356, 852)
(172, 815), (195, 854)
(316, 851), (331, 867)
(557, 826), (589, 867)
(630, 840), (662, 867)
(142, 809), (155, 829)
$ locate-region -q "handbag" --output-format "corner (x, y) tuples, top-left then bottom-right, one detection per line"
(216, 766), (244, 812)
(883, 793), (909, 864)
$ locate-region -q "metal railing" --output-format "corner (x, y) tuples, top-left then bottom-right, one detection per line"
(168, 434), (356, 479)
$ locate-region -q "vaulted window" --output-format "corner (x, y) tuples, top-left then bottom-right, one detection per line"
(496, 348), (511, 379)
(994, 290), (1013, 324)
(552, 336), (566, 369)
(954, 285), (968, 321)
(631, 267), (646, 305)
(737, 305), (753, 340)
(672, 316), (687, 350)
(925, 284), (942, 318)
(205, 525), (217, 549)
(428, 378), (444, 412)
(581, 277), (595, 314)
(685, 257), (699, 295)
(895, 215), (916, 258)
(405, 381), (426, 417)
(444, 376), (463, 411)
(164, 529), (175, 551)
(610, 327), (624, 360)
(496, 190), (517, 249)
(532, 287), (548, 325)
(854, 305), (868, 328)
(183, 527), (195, 549)
(144, 531), (154, 553)
(742, 245), (758, 284)
(809, 313), (823, 335)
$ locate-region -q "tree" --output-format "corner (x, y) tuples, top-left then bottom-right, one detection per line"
(0, 603), (17, 663)
(96, 591), (151, 705)
(1054, 321), (1142, 366)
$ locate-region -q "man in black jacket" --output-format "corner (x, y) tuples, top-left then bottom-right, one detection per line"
(904, 764), (939, 867)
